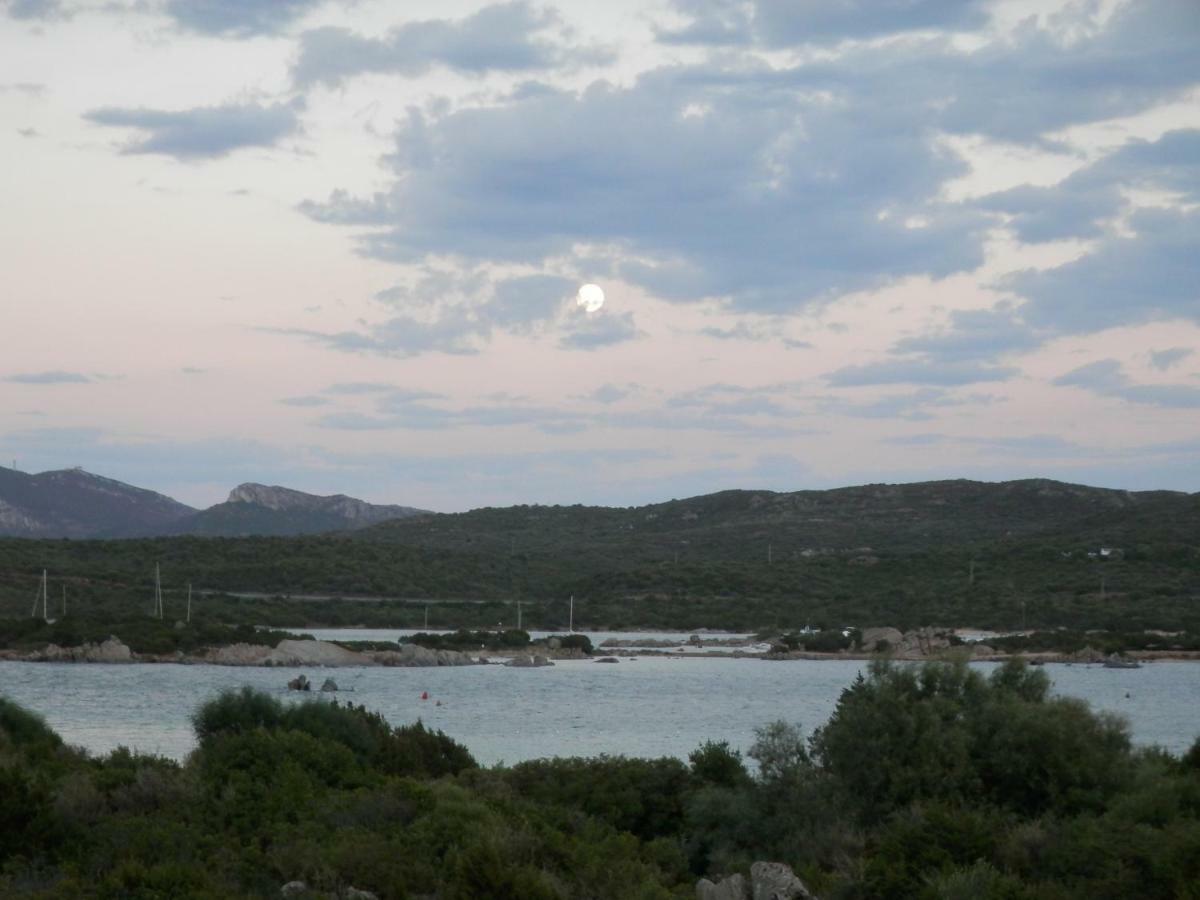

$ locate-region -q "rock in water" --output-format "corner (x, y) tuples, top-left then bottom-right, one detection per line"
(750, 862), (814, 899)
(287, 674), (310, 692)
(697, 873), (749, 899)
(320, 677), (338, 692)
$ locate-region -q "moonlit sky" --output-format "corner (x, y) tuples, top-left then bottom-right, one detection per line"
(1, 0), (1198, 511)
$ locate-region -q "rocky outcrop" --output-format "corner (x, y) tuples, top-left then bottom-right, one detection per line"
(750, 862), (814, 899)
(288, 675), (311, 691)
(206, 638), (487, 668)
(32, 637), (132, 663)
(696, 873), (749, 899)
(697, 864), (815, 900)
(225, 483), (424, 524)
(858, 626), (954, 657)
(506, 654), (554, 668)
(858, 627), (903, 652)
(371, 644), (482, 667)
(320, 677), (339, 692)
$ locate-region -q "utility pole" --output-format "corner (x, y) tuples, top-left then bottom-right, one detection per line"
(569, 595), (574, 633)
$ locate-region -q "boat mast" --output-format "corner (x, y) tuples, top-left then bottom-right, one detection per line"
(154, 563), (163, 619)
(186, 583), (192, 623)
(42, 570), (48, 621)
(517, 599), (522, 631)
(569, 595), (574, 633)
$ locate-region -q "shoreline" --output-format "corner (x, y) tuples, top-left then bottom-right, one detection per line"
(2, 638), (1199, 667)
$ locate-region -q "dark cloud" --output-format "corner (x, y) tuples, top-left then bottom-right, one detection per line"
(559, 311), (640, 350)
(4, 0), (66, 21)
(893, 307), (1037, 363)
(294, 2), (606, 88)
(660, 0), (991, 45)
(484, 274), (574, 332)
(584, 384), (634, 404)
(1005, 208), (1200, 335)
(1054, 359), (1200, 409)
(980, 129), (1200, 244)
(1150, 347), (1194, 371)
(285, 271), (628, 357)
(826, 360), (1018, 387)
(4, 371), (91, 384)
(84, 101), (302, 160)
(165, 0), (322, 38)
(301, 66), (984, 311)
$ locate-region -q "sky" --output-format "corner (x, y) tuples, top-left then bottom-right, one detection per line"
(0, 0), (1198, 511)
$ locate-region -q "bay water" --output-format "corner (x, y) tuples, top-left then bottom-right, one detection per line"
(1, 631), (1196, 764)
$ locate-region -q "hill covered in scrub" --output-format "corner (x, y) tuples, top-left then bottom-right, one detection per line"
(0, 478), (1196, 633)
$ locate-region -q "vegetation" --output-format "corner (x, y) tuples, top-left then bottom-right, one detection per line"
(0, 479), (1196, 634)
(0, 612), (303, 656)
(2, 659), (1199, 897)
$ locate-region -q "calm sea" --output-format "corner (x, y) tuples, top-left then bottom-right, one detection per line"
(1, 631), (1196, 764)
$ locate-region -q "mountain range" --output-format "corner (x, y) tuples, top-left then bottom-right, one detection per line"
(0, 466), (428, 538)
(2, 465), (1197, 553)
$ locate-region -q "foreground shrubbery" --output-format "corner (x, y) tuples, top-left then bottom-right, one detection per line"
(2, 661), (1199, 897)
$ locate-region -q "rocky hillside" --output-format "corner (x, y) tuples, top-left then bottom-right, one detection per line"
(0, 466), (195, 538)
(161, 483), (429, 537)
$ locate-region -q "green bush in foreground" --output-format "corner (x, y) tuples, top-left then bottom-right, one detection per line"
(1, 661), (1199, 898)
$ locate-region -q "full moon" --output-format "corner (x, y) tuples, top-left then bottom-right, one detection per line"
(576, 283), (605, 313)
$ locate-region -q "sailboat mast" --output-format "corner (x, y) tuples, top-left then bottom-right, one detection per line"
(569, 595), (574, 633)
(42, 570), (48, 621)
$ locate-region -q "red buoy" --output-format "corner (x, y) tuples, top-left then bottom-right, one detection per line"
(420, 691), (429, 700)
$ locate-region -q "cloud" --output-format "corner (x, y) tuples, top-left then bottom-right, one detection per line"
(164, 0), (322, 38)
(280, 395), (328, 407)
(584, 383), (634, 403)
(980, 129), (1200, 244)
(4, 0), (67, 21)
(559, 310), (640, 350)
(893, 306), (1037, 364)
(0, 82), (45, 95)
(4, 371), (91, 384)
(294, 3), (606, 88)
(659, 0), (991, 46)
(826, 359), (1017, 387)
(1150, 347), (1194, 371)
(1054, 359), (1200, 409)
(327, 382), (420, 396)
(483, 274), (574, 332)
(1004, 208), (1200, 335)
(301, 66), (984, 311)
(84, 101), (302, 160)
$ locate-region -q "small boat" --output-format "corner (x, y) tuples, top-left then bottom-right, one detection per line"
(1102, 657), (1142, 669)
